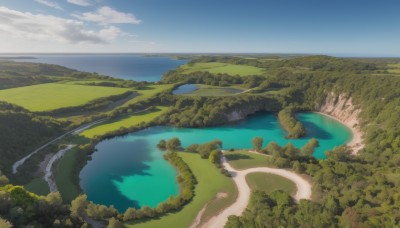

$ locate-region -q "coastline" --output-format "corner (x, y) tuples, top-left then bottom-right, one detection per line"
(315, 111), (364, 155)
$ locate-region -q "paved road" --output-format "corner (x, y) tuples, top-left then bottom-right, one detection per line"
(12, 118), (107, 174)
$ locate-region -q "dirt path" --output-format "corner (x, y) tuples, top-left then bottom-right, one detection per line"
(201, 153), (312, 228)
(12, 118), (107, 174)
(44, 144), (75, 192)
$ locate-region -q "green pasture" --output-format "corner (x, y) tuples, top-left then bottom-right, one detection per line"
(246, 172), (296, 195)
(24, 178), (50, 196)
(225, 150), (274, 170)
(182, 84), (245, 96)
(180, 62), (265, 76)
(387, 63), (400, 74)
(0, 83), (131, 112)
(131, 152), (237, 228)
(80, 106), (169, 138)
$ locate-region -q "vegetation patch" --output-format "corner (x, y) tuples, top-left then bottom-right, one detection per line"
(181, 84), (244, 96)
(24, 178), (50, 196)
(80, 106), (169, 138)
(225, 150), (274, 170)
(180, 62), (265, 76)
(0, 83), (132, 112)
(278, 107), (306, 138)
(246, 172), (296, 195)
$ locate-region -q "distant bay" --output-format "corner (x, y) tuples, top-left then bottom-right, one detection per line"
(10, 54), (187, 82)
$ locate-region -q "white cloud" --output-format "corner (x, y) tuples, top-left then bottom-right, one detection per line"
(67, 0), (90, 7)
(0, 6), (121, 44)
(35, 0), (63, 10)
(73, 6), (141, 25)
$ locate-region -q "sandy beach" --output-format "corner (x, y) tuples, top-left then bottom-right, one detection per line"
(316, 111), (364, 155)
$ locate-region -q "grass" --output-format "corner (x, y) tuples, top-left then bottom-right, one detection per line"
(180, 62), (265, 76)
(246, 172), (296, 196)
(130, 152), (237, 228)
(387, 63), (400, 74)
(225, 150), (274, 170)
(54, 148), (82, 202)
(24, 178), (50, 196)
(182, 84), (245, 96)
(0, 83), (131, 112)
(121, 84), (174, 107)
(80, 106), (169, 138)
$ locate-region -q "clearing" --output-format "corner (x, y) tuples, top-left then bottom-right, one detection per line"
(224, 150), (274, 170)
(246, 172), (296, 195)
(0, 83), (131, 112)
(180, 62), (265, 76)
(80, 106), (169, 138)
(182, 84), (245, 96)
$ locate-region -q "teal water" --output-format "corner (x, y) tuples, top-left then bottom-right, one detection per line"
(79, 112), (352, 212)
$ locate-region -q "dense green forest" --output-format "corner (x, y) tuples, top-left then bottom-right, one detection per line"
(1, 56), (400, 227)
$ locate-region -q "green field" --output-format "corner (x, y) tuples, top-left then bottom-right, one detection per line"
(121, 84), (174, 107)
(81, 107), (169, 138)
(225, 150), (274, 170)
(182, 84), (245, 96)
(180, 62), (265, 76)
(54, 148), (82, 202)
(0, 83), (131, 112)
(24, 178), (50, 196)
(246, 172), (296, 195)
(131, 152), (237, 228)
(387, 63), (400, 74)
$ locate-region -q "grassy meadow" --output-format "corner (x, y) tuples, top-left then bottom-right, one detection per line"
(180, 84), (245, 96)
(131, 152), (237, 228)
(180, 62), (265, 76)
(387, 63), (400, 74)
(0, 83), (131, 112)
(80, 106), (169, 138)
(225, 150), (274, 170)
(246, 172), (296, 195)
(24, 178), (50, 196)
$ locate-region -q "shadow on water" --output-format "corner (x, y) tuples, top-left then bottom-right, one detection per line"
(81, 138), (154, 211)
(302, 120), (333, 140)
(225, 153), (253, 161)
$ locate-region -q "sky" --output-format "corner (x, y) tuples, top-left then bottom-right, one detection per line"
(0, 0), (399, 56)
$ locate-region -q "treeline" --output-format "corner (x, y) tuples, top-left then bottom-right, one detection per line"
(190, 55), (377, 73)
(155, 95), (282, 127)
(278, 107), (306, 138)
(226, 190), (338, 227)
(0, 108), (64, 177)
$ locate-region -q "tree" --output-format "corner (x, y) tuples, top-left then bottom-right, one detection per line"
(209, 150), (219, 164)
(70, 195), (88, 219)
(0, 217), (12, 228)
(107, 217), (123, 228)
(252, 137), (263, 152)
(157, 139), (167, 150)
(166, 137), (181, 151)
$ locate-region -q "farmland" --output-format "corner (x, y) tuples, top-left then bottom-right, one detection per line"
(180, 62), (265, 76)
(0, 83), (132, 112)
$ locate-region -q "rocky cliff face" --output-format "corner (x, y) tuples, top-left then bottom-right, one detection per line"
(316, 92), (364, 154)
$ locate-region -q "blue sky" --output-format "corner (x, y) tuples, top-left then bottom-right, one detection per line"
(0, 0), (399, 56)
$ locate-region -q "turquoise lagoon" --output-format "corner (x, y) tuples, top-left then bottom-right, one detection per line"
(79, 112), (352, 212)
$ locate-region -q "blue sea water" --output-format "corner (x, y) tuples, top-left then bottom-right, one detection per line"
(13, 54), (187, 82)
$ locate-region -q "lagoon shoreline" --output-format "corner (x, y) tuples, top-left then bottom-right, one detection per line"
(315, 111), (364, 155)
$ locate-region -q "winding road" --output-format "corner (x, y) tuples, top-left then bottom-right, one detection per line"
(44, 144), (75, 192)
(12, 118), (107, 174)
(200, 152), (312, 228)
